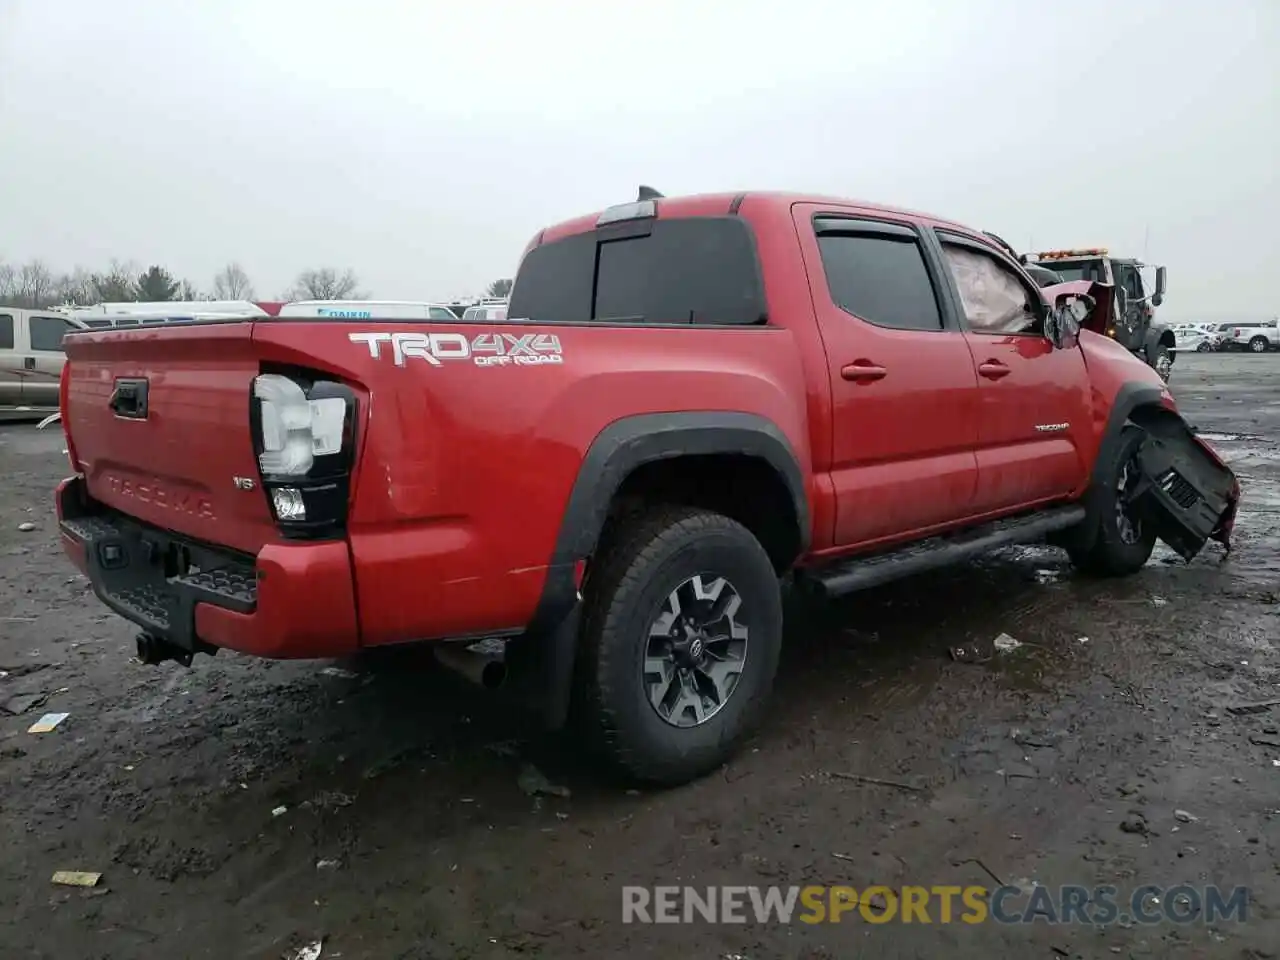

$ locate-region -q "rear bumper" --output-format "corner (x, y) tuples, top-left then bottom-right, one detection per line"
(55, 475), (359, 659)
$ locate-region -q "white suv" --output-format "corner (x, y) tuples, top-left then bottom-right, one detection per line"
(1226, 320), (1280, 353)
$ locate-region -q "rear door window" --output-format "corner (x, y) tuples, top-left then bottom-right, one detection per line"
(29, 315), (77, 351)
(508, 217), (766, 325)
(0, 313), (13, 349)
(814, 227), (944, 331)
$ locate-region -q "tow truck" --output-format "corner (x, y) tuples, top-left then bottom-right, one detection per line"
(1022, 248), (1174, 382)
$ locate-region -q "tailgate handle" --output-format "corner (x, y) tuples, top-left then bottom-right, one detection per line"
(110, 378), (149, 419)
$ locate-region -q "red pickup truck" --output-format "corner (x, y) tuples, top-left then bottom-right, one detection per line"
(52, 189), (1239, 785)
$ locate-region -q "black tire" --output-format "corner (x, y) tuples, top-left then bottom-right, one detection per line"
(1068, 426), (1156, 577)
(1196, 341), (1211, 353)
(575, 506), (782, 785)
(1249, 336), (1269, 353)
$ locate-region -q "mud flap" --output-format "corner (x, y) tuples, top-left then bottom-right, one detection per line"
(1128, 423), (1240, 561)
(502, 602), (581, 730)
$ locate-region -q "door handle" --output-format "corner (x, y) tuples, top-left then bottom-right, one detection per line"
(23, 357), (35, 370)
(841, 361), (887, 382)
(978, 360), (1010, 380)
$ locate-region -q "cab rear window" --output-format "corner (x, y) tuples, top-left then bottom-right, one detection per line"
(507, 217), (766, 325)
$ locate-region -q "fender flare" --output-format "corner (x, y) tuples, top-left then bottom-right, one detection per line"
(1062, 382), (1167, 551)
(529, 411), (810, 631)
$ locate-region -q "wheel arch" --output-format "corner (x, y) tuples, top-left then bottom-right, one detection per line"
(1058, 383), (1169, 554)
(1145, 326), (1176, 362)
(529, 411), (810, 631)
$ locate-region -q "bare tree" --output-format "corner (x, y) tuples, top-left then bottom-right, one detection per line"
(288, 267), (366, 300)
(52, 267), (96, 306)
(212, 262), (255, 300)
(177, 280), (207, 301)
(0, 261), (16, 304)
(486, 278), (513, 298)
(14, 260), (56, 308)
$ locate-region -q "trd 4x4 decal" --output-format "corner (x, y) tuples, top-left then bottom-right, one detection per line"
(348, 331), (563, 368)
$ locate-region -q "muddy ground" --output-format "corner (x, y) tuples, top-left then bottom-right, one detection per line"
(1, 352), (1277, 960)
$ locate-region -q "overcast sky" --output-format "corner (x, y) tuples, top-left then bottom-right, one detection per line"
(1, 0), (1275, 317)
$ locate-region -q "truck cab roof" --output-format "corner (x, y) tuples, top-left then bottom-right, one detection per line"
(529, 191), (980, 252)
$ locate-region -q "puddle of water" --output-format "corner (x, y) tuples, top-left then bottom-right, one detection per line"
(1198, 432), (1264, 443)
(983, 645), (1057, 694)
(1227, 448), (1280, 467)
(1240, 489), (1280, 510)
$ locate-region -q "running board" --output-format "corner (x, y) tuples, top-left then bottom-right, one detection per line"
(811, 505), (1087, 598)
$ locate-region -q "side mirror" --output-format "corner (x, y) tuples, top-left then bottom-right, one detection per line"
(1152, 266), (1167, 307)
(1047, 293), (1091, 349)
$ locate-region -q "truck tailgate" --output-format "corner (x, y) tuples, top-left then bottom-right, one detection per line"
(63, 322), (277, 555)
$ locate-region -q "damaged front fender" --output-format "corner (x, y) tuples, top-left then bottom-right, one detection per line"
(1129, 419), (1240, 560)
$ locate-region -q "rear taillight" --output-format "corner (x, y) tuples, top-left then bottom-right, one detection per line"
(250, 372), (357, 539)
(59, 363), (78, 471)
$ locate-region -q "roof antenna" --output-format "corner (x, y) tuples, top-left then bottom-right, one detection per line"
(637, 185), (664, 201)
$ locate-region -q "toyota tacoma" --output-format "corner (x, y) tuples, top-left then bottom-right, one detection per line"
(52, 188), (1239, 784)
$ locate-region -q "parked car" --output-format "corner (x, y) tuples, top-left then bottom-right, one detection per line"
(50, 188), (1239, 785)
(1220, 319), (1280, 353)
(1171, 324), (1215, 353)
(1203, 323), (1234, 350)
(0, 308), (88, 414)
(461, 303), (508, 322)
(59, 301), (278, 328)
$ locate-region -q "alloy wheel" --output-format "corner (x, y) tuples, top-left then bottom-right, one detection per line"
(644, 574), (748, 727)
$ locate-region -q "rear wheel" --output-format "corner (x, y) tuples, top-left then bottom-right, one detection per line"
(575, 506), (782, 785)
(1069, 426), (1156, 577)
(1249, 336), (1270, 353)
(1196, 341), (1211, 353)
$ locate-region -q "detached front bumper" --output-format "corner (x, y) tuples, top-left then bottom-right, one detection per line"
(1130, 428), (1240, 560)
(55, 475), (359, 660)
